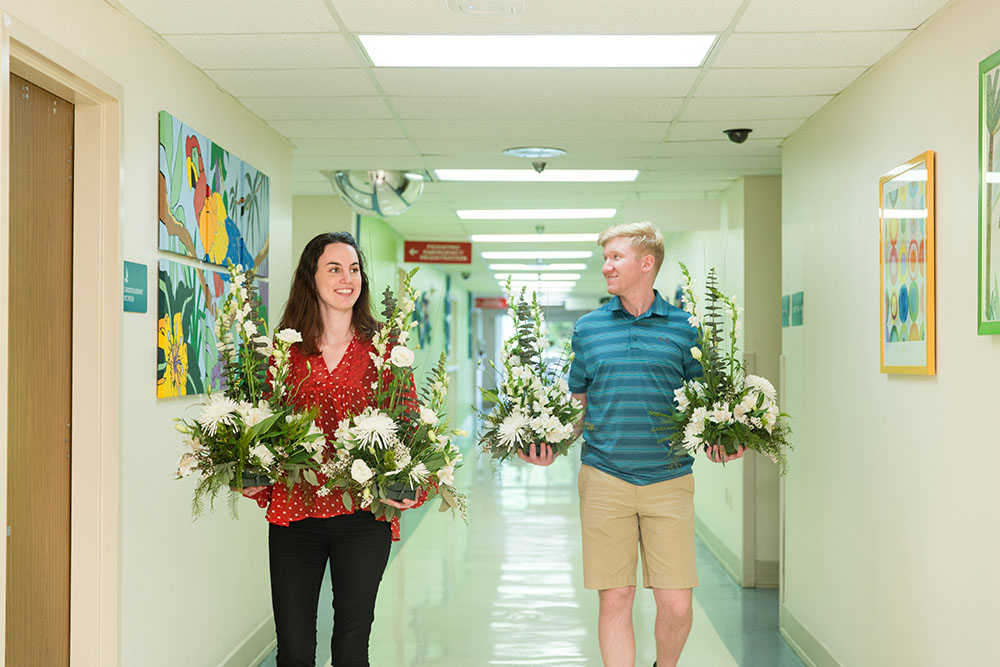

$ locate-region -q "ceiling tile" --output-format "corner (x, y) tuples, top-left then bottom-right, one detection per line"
(240, 96), (392, 120)
(373, 68), (699, 98)
(117, 0), (337, 33)
(390, 96), (683, 122)
(402, 120), (668, 142)
(164, 33), (359, 70)
(269, 119), (405, 138)
(422, 155), (649, 169)
(415, 139), (659, 158)
(736, 0), (950, 31)
(697, 67), (867, 97)
(650, 156), (781, 171)
(331, 0), (744, 32)
(292, 139), (415, 156)
(658, 139), (782, 157)
(669, 118), (804, 141)
(681, 96), (833, 121)
(205, 69), (378, 97)
(713, 31), (909, 68)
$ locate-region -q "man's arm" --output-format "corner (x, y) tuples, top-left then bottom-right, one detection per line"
(518, 392), (587, 467)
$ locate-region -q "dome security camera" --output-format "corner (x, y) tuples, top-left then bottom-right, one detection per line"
(724, 128), (752, 144)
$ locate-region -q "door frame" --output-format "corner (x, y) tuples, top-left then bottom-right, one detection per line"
(1, 12), (121, 667)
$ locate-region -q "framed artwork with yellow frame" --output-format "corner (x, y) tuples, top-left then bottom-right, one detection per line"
(879, 151), (936, 375)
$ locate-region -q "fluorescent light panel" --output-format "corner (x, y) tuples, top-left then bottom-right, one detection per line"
(505, 283), (575, 292)
(489, 263), (588, 271)
(458, 208), (616, 220)
(471, 233), (599, 243)
(435, 169), (638, 182)
(359, 34), (716, 68)
(482, 251), (594, 259)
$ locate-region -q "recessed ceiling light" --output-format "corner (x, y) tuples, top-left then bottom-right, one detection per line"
(495, 273), (540, 281)
(503, 146), (567, 159)
(489, 263), (588, 271)
(471, 233), (599, 243)
(504, 282), (576, 292)
(359, 35), (716, 68)
(482, 251), (594, 259)
(436, 169), (638, 182)
(458, 208), (616, 220)
(540, 273), (582, 281)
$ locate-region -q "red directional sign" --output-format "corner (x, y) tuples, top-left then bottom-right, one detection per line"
(474, 297), (508, 310)
(404, 241), (472, 264)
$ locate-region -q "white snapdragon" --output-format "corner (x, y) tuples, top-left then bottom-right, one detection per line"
(690, 346), (702, 360)
(437, 463), (455, 486)
(673, 387), (690, 412)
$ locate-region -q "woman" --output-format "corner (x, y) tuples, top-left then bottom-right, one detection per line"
(246, 231), (421, 667)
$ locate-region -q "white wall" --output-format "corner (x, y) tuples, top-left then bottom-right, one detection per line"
(2, 1), (293, 665)
(292, 195), (355, 265)
(781, 0), (1000, 663)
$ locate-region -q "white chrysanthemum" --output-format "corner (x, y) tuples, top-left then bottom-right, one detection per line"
(408, 462), (430, 485)
(389, 345), (415, 368)
(437, 463), (455, 486)
(176, 453), (198, 477)
(682, 422), (703, 451)
(745, 374), (777, 402)
(497, 411), (530, 450)
(351, 408), (397, 449)
(351, 458), (374, 484)
(197, 394), (239, 435)
(250, 444), (275, 467)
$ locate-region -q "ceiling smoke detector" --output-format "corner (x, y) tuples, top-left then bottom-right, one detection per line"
(446, 0), (525, 16)
(325, 170), (424, 217)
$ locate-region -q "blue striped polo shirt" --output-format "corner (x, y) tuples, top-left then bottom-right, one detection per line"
(568, 291), (701, 485)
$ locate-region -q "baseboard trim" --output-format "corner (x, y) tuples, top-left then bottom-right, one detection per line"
(217, 616), (276, 667)
(755, 559), (779, 588)
(779, 604), (842, 667)
(694, 516), (741, 584)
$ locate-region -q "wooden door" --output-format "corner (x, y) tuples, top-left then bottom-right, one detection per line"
(6, 73), (74, 666)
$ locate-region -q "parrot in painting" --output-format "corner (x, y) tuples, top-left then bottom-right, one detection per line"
(186, 136), (254, 273)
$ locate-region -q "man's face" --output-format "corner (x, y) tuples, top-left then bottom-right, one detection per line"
(601, 236), (650, 295)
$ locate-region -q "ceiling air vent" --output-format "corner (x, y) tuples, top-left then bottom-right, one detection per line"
(446, 0), (525, 16)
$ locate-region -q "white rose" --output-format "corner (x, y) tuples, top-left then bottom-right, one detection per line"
(351, 459), (374, 484)
(419, 406), (438, 425)
(275, 328), (303, 344)
(389, 345), (415, 368)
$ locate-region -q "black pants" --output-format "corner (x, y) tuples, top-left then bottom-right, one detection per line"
(268, 512), (391, 667)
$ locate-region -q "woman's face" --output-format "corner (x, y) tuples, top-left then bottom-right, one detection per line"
(314, 242), (362, 314)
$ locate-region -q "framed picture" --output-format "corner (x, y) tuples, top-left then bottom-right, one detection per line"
(879, 151), (936, 375)
(979, 49), (1000, 334)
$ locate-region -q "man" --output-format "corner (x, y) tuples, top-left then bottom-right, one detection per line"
(520, 221), (743, 667)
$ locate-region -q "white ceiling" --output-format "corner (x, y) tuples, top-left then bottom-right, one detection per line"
(111, 0), (952, 299)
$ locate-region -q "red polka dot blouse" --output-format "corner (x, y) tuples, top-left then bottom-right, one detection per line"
(252, 334), (422, 541)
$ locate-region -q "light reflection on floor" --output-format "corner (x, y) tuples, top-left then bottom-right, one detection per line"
(366, 451), (738, 667)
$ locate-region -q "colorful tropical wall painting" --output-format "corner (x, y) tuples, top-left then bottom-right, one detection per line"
(157, 110), (270, 278)
(157, 259), (268, 398)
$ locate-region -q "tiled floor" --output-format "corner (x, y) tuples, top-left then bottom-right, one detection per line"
(261, 450), (803, 666)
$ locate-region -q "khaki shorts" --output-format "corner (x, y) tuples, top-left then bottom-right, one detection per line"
(577, 464), (697, 591)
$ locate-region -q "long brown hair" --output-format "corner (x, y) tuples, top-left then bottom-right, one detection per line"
(278, 232), (378, 355)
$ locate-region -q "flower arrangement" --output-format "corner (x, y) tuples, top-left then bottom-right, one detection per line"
(477, 283), (584, 461)
(174, 262), (326, 516)
(653, 263), (792, 474)
(319, 268), (467, 522)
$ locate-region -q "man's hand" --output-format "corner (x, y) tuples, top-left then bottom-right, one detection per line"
(706, 444), (747, 463)
(517, 442), (557, 466)
(382, 497), (418, 510)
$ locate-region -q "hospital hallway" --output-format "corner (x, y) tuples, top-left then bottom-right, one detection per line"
(262, 448), (804, 667)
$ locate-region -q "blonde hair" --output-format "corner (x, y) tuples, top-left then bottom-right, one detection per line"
(598, 221), (665, 274)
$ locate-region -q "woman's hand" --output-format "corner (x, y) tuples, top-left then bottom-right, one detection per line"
(517, 442), (557, 466)
(706, 444), (747, 463)
(241, 485), (270, 500)
(382, 497), (419, 510)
